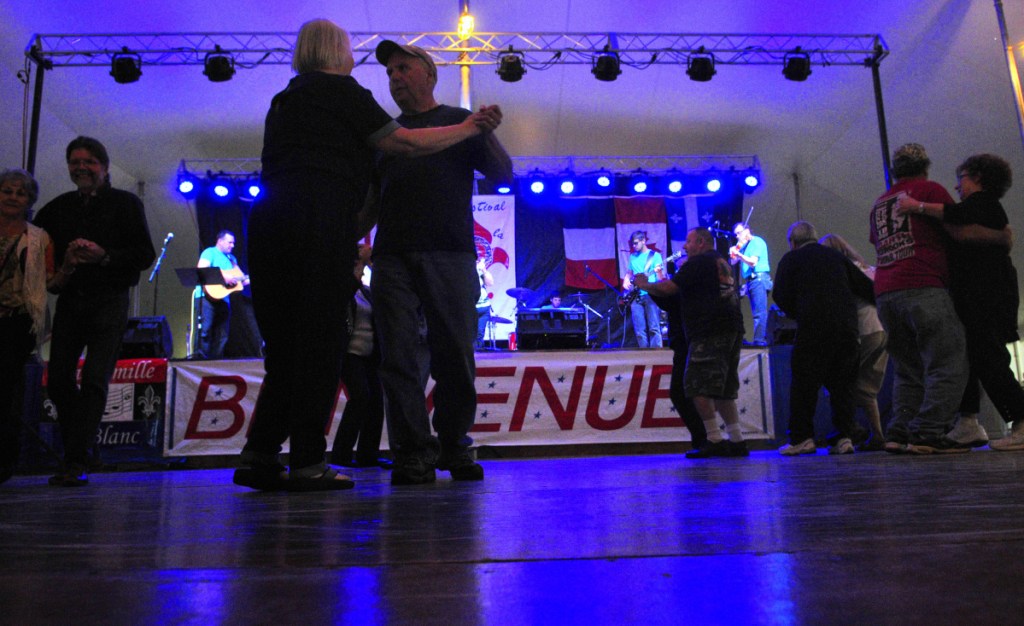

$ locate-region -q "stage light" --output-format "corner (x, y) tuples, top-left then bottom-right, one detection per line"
(497, 49), (526, 82)
(783, 48), (812, 81)
(496, 183), (512, 195)
(686, 48), (716, 82)
(663, 169), (685, 194)
(595, 171), (613, 189)
(239, 176), (262, 201)
(557, 170), (578, 195)
(706, 177), (722, 193)
(630, 170), (651, 194)
(457, 9), (475, 40)
(592, 46), (622, 82)
(744, 172), (760, 189)
(203, 46), (236, 82)
(530, 180), (545, 194)
(177, 173), (199, 199)
(110, 48), (142, 84)
(208, 175), (234, 200)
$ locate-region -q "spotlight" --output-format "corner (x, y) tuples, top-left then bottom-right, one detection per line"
(706, 177), (722, 193)
(558, 170), (577, 195)
(496, 49), (526, 82)
(208, 175), (234, 201)
(686, 48), (716, 82)
(239, 176), (262, 201)
(664, 170), (685, 194)
(743, 172), (760, 190)
(595, 171), (613, 189)
(496, 183), (513, 195)
(203, 46), (236, 82)
(630, 170), (651, 195)
(592, 46), (622, 82)
(110, 48), (142, 84)
(527, 170), (546, 195)
(177, 173), (199, 199)
(783, 48), (812, 81)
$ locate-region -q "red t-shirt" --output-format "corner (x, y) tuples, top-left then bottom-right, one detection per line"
(869, 178), (954, 296)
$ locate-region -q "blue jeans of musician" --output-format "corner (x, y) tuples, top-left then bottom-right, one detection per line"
(630, 294), (663, 348)
(877, 287), (967, 442)
(373, 251), (480, 464)
(746, 276), (768, 345)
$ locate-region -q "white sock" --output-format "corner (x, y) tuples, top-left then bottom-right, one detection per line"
(726, 423), (744, 442)
(704, 419), (723, 443)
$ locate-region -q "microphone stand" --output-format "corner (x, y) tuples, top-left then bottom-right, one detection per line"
(584, 264), (622, 348)
(150, 233), (173, 316)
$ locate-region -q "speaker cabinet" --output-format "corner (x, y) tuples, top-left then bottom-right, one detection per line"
(516, 308), (587, 350)
(120, 316), (173, 358)
(767, 306), (797, 345)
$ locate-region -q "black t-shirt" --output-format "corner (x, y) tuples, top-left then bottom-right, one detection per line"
(374, 105), (489, 254)
(671, 250), (743, 339)
(260, 71), (397, 197)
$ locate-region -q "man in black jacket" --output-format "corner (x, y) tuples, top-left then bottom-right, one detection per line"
(772, 221), (873, 456)
(34, 136), (155, 486)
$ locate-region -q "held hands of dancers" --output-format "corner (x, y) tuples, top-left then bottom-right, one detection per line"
(893, 195), (927, 216)
(470, 105), (503, 132)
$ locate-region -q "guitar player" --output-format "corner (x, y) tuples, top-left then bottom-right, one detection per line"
(197, 230), (249, 359)
(621, 230), (664, 348)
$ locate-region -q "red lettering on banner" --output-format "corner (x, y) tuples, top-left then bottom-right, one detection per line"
(642, 364), (684, 428)
(585, 365), (645, 430)
(185, 376), (248, 439)
(472, 366), (517, 432)
(509, 365), (586, 431)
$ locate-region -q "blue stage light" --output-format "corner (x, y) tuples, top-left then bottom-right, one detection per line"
(667, 180), (683, 194)
(630, 170), (651, 194)
(530, 180), (545, 194)
(633, 180), (648, 193)
(176, 173), (199, 199)
(239, 177), (263, 201)
(744, 173), (760, 189)
(706, 178), (722, 193)
(496, 184), (512, 194)
(560, 180), (575, 194)
(211, 179), (233, 199)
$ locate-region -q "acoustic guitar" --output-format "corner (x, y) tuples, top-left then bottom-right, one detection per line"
(622, 250), (683, 306)
(203, 267), (249, 300)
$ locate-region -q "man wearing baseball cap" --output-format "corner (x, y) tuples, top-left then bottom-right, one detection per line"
(368, 40), (513, 485)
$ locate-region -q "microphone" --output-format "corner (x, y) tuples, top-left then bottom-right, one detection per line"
(163, 232), (174, 246)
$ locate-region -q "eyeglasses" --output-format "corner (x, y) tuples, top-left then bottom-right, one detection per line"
(69, 158), (101, 167)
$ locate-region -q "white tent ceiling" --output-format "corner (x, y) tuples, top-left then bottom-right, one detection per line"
(2, 0), (1023, 354)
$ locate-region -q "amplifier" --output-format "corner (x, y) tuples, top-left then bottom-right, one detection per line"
(120, 316), (174, 358)
(516, 308), (587, 350)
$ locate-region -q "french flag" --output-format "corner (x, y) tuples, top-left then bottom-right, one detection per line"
(614, 197), (668, 280)
(563, 197), (617, 289)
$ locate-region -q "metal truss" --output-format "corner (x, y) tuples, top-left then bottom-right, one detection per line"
(180, 155), (759, 180)
(28, 32), (887, 70)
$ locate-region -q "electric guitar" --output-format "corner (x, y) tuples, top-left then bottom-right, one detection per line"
(203, 267), (249, 300)
(622, 250), (683, 306)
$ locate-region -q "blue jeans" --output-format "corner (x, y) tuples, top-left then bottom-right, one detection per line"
(630, 295), (663, 348)
(746, 276), (768, 344)
(373, 252), (479, 462)
(199, 295), (230, 359)
(877, 288), (967, 440)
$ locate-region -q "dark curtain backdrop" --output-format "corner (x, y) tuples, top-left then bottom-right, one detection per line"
(195, 196), (263, 357)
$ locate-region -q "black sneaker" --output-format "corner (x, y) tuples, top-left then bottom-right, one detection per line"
(908, 436), (971, 455)
(391, 457), (437, 485)
(437, 451), (484, 481)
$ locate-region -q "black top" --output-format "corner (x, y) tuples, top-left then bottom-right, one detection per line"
(261, 71), (398, 194)
(943, 189), (1019, 339)
(772, 242), (875, 341)
(374, 105), (498, 254)
(671, 250), (743, 339)
(34, 183), (155, 293)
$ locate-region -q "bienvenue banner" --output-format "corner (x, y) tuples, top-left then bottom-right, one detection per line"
(165, 349), (773, 456)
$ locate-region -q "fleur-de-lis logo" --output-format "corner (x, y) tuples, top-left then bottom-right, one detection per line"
(137, 385), (162, 419)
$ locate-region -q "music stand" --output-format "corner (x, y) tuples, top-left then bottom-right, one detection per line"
(174, 268), (226, 358)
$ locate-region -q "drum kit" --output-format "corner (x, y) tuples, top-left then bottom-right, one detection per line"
(486, 287), (601, 349)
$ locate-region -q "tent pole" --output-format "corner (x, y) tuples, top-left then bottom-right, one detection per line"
(993, 0), (1024, 157)
(870, 56), (892, 190)
(26, 42), (50, 175)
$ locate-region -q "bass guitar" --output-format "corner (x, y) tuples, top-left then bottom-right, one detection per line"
(622, 250), (683, 306)
(203, 267), (249, 300)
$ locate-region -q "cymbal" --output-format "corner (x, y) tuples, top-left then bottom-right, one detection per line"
(567, 292), (591, 300)
(506, 287), (534, 299)
(487, 315), (514, 324)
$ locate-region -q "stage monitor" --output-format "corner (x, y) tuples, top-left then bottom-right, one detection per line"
(516, 308), (586, 350)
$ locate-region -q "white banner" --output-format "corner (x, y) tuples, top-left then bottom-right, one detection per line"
(473, 194), (516, 340)
(165, 349), (773, 456)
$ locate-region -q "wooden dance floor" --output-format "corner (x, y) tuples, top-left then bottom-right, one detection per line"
(3, 448), (1024, 624)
